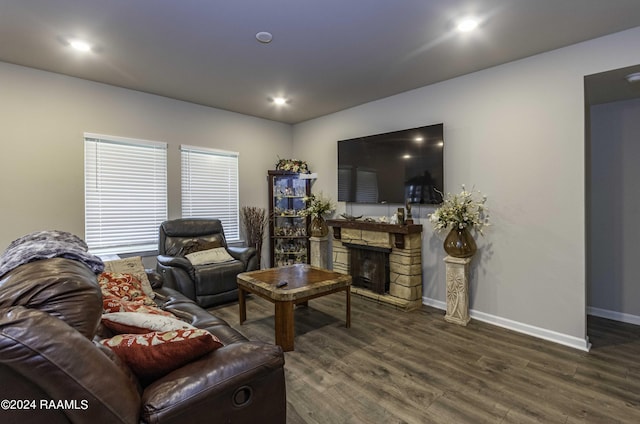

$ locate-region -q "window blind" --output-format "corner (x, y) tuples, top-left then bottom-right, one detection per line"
(337, 166), (352, 202)
(181, 145), (240, 241)
(84, 133), (167, 254)
(356, 168), (379, 203)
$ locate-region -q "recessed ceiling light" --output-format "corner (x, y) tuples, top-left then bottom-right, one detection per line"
(272, 97), (287, 105)
(457, 18), (479, 33)
(256, 32), (273, 43)
(69, 39), (92, 52)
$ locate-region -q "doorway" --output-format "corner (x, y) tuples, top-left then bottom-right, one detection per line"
(585, 64), (640, 347)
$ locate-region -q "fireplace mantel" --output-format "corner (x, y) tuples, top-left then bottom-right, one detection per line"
(326, 219), (422, 249)
(326, 219), (422, 233)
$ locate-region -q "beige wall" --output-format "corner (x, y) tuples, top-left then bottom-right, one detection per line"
(0, 62), (292, 255)
(292, 27), (640, 349)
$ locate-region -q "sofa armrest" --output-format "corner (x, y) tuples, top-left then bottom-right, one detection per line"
(141, 342), (286, 424)
(0, 306), (141, 423)
(227, 246), (258, 271)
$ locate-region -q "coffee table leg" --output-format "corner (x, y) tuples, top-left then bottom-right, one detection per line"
(346, 287), (351, 328)
(238, 287), (247, 324)
(275, 301), (295, 352)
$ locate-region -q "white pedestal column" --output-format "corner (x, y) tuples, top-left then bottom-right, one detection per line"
(444, 255), (472, 326)
(309, 236), (329, 269)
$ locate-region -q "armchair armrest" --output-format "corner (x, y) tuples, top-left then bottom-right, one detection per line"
(145, 269), (164, 289)
(141, 342), (286, 423)
(156, 255), (193, 271)
(156, 256), (198, 300)
(227, 246), (258, 271)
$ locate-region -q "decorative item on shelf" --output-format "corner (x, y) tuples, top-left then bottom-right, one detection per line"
(340, 213), (363, 221)
(405, 201), (414, 224)
(397, 207), (405, 225)
(274, 222), (306, 237)
(300, 192), (335, 237)
(429, 185), (490, 258)
(241, 206), (268, 268)
(275, 157), (310, 174)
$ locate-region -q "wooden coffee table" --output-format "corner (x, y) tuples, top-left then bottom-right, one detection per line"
(237, 264), (351, 352)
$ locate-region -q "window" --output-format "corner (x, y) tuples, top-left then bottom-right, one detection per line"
(181, 145), (240, 241)
(337, 166), (352, 202)
(84, 133), (167, 254)
(356, 168), (379, 203)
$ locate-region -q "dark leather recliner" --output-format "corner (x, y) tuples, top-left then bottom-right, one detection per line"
(156, 218), (258, 308)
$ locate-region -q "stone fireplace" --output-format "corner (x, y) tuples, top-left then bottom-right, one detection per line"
(346, 243), (390, 294)
(327, 220), (423, 311)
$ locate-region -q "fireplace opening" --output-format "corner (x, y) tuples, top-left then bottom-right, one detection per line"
(345, 243), (390, 294)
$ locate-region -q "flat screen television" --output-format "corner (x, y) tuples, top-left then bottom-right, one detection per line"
(337, 123), (444, 204)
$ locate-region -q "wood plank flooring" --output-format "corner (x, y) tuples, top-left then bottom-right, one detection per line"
(210, 294), (640, 424)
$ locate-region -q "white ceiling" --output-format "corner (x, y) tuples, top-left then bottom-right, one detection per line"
(2, 0), (640, 124)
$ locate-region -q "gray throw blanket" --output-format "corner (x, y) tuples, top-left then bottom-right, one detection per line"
(0, 230), (104, 279)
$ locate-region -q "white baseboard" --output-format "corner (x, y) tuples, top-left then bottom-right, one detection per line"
(423, 296), (590, 352)
(422, 297), (446, 310)
(587, 306), (640, 326)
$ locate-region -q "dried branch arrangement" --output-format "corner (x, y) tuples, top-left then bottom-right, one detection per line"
(241, 206), (268, 267)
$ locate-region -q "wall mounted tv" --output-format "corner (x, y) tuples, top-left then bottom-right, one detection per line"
(337, 123), (444, 205)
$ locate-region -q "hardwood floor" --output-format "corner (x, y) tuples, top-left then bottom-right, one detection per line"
(210, 294), (640, 423)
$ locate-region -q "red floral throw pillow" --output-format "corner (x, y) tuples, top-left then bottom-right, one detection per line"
(102, 256), (155, 299)
(101, 329), (223, 381)
(99, 272), (173, 316)
(99, 272), (155, 305)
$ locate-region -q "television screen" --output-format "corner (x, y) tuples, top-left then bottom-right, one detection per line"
(337, 123), (444, 204)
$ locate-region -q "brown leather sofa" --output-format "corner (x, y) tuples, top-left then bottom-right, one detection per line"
(0, 258), (286, 424)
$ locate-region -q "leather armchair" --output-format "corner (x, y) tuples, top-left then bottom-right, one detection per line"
(156, 218), (258, 308)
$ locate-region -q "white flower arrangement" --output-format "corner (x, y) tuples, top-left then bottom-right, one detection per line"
(299, 192), (335, 218)
(275, 158), (310, 174)
(429, 185), (489, 234)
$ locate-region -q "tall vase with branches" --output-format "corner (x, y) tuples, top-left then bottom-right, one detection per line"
(241, 206), (268, 268)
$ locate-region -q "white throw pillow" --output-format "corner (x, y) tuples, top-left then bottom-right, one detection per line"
(101, 312), (196, 334)
(103, 256), (155, 299)
(186, 247), (235, 265)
